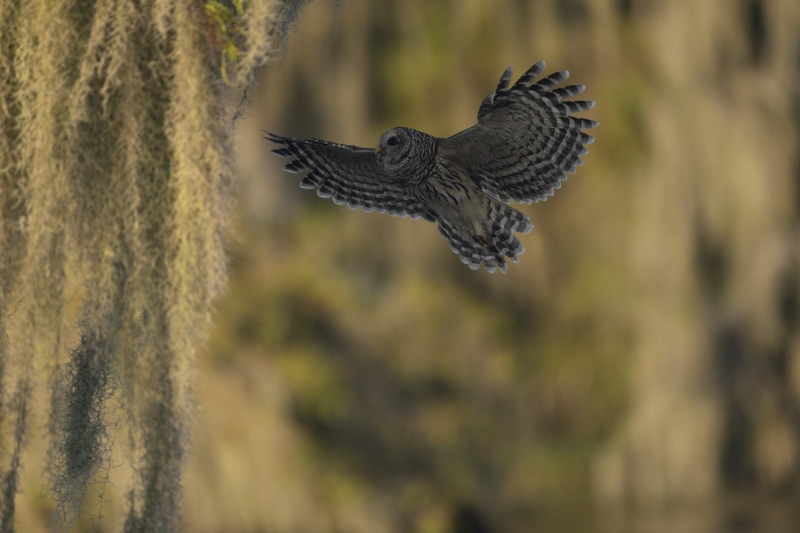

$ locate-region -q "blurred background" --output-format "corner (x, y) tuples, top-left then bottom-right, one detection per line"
(17, 0), (800, 531)
(212, 0), (800, 531)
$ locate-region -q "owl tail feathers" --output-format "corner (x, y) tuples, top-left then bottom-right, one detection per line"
(488, 201), (533, 235)
(437, 203), (530, 274)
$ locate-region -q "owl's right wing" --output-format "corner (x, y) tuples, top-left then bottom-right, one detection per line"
(438, 61), (598, 204)
(266, 133), (435, 221)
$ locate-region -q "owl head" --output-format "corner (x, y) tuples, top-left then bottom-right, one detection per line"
(375, 126), (438, 180)
(376, 127), (411, 172)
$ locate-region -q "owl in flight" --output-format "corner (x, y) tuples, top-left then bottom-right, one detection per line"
(267, 61), (597, 273)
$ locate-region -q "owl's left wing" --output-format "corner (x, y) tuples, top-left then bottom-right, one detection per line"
(438, 61), (598, 204)
(266, 133), (435, 221)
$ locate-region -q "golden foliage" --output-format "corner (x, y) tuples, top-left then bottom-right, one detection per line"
(0, 0), (317, 531)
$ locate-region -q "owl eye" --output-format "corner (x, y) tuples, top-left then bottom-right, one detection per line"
(387, 136), (400, 147)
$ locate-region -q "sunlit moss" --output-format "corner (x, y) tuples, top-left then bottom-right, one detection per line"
(0, 0), (322, 530)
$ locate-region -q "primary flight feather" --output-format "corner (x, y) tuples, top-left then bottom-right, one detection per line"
(266, 61), (597, 273)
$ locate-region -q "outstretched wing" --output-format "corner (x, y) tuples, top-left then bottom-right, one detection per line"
(266, 133), (435, 221)
(438, 61), (598, 204)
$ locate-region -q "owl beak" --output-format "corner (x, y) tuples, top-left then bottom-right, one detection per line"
(375, 145), (383, 154)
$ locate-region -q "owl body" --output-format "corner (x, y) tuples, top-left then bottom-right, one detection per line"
(406, 152), (530, 272)
(267, 61), (597, 273)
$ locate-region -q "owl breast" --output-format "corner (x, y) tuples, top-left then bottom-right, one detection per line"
(408, 162), (488, 237)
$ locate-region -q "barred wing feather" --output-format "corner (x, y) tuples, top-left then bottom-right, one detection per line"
(440, 61), (598, 204)
(266, 133), (435, 221)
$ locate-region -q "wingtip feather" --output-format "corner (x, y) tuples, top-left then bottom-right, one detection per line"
(283, 162), (304, 173)
(496, 65), (514, 93)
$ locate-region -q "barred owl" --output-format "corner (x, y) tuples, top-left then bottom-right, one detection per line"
(267, 61), (597, 273)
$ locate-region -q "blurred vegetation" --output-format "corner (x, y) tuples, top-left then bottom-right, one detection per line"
(225, 0), (800, 531)
(6, 0), (800, 532)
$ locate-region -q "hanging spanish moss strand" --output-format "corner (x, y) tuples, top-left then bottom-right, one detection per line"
(0, 1), (323, 531)
(2, 0), (75, 529)
(0, 1), (24, 523)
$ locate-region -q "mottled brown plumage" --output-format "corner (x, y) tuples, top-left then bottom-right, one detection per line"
(267, 61), (597, 273)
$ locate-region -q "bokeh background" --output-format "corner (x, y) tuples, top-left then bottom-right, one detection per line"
(15, 0), (800, 531)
